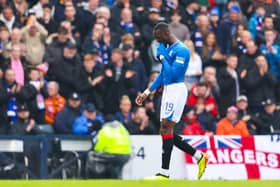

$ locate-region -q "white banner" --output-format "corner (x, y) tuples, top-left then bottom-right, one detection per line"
(122, 135), (280, 180)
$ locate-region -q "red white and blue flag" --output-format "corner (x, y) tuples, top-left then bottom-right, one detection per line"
(184, 135), (280, 179)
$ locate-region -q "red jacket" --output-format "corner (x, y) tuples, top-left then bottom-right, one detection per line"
(182, 116), (205, 135)
(187, 84), (219, 117)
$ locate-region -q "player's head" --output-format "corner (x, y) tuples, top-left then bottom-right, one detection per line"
(153, 22), (171, 44)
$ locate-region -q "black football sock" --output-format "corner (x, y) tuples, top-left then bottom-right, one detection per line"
(173, 133), (196, 156)
(161, 134), (174, 170)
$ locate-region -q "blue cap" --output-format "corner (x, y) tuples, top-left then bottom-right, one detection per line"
(210, 7), (220, 17)
(85, 103), (96, 112)
(229, 5), (240, 14)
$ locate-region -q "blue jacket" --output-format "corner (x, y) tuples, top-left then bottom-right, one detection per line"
(260, 44), (280, 79)
(248, 13), (263, 39)
(72, 113), (104, 135)
(149, 41), (190, 91)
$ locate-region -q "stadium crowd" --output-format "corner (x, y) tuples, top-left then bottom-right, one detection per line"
(0, 0), (280, 137)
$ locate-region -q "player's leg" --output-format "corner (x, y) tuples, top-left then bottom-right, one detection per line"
(159, 119), (175, 177)
(173, 133), (208, 179)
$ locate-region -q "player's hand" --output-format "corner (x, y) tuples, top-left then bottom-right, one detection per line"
(135, 93), (148, 106)
(157, 43), (170, 62)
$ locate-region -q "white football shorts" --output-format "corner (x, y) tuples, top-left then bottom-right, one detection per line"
(160, 82), (188, 123)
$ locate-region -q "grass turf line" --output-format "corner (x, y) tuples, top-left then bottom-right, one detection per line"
(0, 180), (280, 187)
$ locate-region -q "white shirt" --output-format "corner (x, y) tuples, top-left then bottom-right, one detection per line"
(185, 53), (202, 76)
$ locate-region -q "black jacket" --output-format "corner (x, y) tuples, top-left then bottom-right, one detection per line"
(75, 64), (105, 111)
(252, 109), (280, 134)
(54, 105), (82, 134)
(102, 62), (134, 114)
(49, 55), (81, 98)
(218, 67), (239, 117)
(242, 67), (277, 108)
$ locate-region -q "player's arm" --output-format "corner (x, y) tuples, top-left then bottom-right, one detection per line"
(135, 70), (163, 106)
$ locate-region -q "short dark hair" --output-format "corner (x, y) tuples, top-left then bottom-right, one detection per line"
(57, 26), (68, 35)
(197, 81), (208, 87)
(264, 15), (273, 21)
(154, 22), (169, 32)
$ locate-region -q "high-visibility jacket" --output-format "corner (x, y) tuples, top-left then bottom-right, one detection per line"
(94, 121), (131, 155)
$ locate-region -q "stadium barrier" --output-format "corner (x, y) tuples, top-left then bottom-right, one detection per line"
(0, 135), (279, 179)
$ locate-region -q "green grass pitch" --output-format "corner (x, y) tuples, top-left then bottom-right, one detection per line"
(0, 180), (279, 187)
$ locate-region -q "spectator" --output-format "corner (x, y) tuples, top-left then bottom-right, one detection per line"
(195, 99), (216, 135)
(62, 4), (86, 41)
(110, 0), (139, 27)
(125, 106), (156, 134)
(231, 29), (253, 56)
(143, 8), (162, 72)
(31, 0), (51, 18)
(218, 5), (243, 55)
(256, 15), (280, 46)
(75, 53), (105, 111)
(193, 14), (211, 54)
(18, 68), (46, 123)
(54, 92), (82, 134)
(180, 0), (200, 36)
(3, 27), (26, 59)
(187, 81), (219, 118)
(3, 44), (27, 86)
(48, 41), (81, 98)
(44, 26), (74, 63)
(122, 44), (147, 100)
(230, 23), (246, 55)
(202, 33), (224, 69)
(148, 0), (168, 20)
(142, 7), (162, 47)
(221, 1), (248, 24)
(83, 0), (101, 34)
(54, 0), (85, 24)
(1, 69), (22, 125)
(21, 15), (48, 66)
(72, 103), (104, 135)
(0, 5), (21, 32)
(218, 54), (240, 117)
(112, 8), (141, 47)
(209, 6), (220, 36)
(238, 40), (262, 79)
(169, 9), (190, 42)
(242, 55), (277, 113)
(200, 66), (220, 102)
(12, 0), (28, 25)
(94, 6), (111, 27)
(86, 119), (131, 179)
(248, 5), (266, 39)
(216, 105), (249, 136)
(260, 29), (280, 80)
(0, 26), (10, 61)
(115, 95), (133, 126)
(44, 81), (66, 124)
(252, 98), (280, 134)
(82, 23), (111, 64)
(38, 4), (58, 35)
(102, 48), (135, 114)
(8, 103), (36, 135)
(183, 40), (202, 90)
(174, 105), (205, 135)
(236, 95), (257, 135)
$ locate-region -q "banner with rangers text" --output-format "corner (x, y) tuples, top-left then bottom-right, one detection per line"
(184, 135), (280, 180)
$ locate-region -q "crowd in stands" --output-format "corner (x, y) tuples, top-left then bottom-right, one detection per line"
(0, 0), (280, 137)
